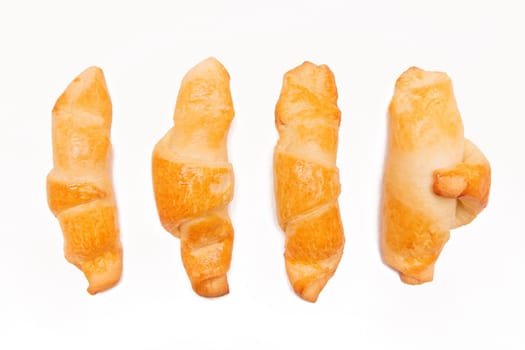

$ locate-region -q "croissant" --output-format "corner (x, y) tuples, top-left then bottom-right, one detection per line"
(381, 67), (491, 284)
(152, 57), (235, 297)
(274, 62), (345, 302)
(47, 67), (123, 294)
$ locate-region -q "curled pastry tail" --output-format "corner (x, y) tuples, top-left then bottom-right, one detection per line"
(179, 210), (233, 297)
(57, 198), (122, 294)
(285, 253), (343, 303)
(433, 139), (491, 228)
(399, 265), (435, 285)
(83, 248), (123, 295)
(284, 202), (344, 302)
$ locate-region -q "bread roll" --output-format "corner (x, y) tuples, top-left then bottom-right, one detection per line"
(382, 67), (491, 284)
(152, 58), (234, 297)
(274, 62), (345, 302)
(47, 67), (122, 294)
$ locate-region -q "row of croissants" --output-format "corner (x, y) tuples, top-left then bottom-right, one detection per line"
(47, 57), (491, 302)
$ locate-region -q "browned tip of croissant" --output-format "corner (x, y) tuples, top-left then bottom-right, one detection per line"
(388, 66), (463, 151)
(53, 66), (112, 124)
(433, 171), (468, 198)
(289, 277), (329, 303)
(81, 249), (123, 295)
(173, 57), (234, 130)
(275, 61), (340, 128)
(285, 260), (336, 303)
(183, 57), (229, 80)
(285, 248), (343, 303)
(393, 66), (451, 91)
(390, 67), (454, 120)
(191, 275), (229, 298)
(283, 61), (338, 99)
(399, 265), (434, 285)
(179, 57), (231, 102)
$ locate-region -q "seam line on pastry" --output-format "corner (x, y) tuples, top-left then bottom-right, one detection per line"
(283, 199), (339, 230)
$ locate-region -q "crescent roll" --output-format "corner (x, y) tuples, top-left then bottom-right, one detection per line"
(274, 62), (345, 302)
(381, 67), (491, 284)
(47, 67), (123, 294)
(152, 57), (235, 297)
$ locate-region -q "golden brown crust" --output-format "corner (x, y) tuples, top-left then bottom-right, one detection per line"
(152, 157), (233, 235)
(47, 180), (107, 216)
(274, 62), (344, 302)
(433, 139), (491, 228)
(274, 152), (340, 228)
(152, 57), (234, 297)
(180, 212), (233, 297)
(382, 67), (491, 284)
(388, 67), (464, 151)
(382, 189), (450, 284)
(47, 67), (122, 294)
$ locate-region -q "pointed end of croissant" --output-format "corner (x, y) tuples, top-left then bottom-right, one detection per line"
(192, 275), (229, 298)
(175, 57), (233, 126)
(79, 66), (105, 82)
(82, 252), (123, 295)
(285, 259), (339, 303)
(283, 61), (338, 99)
(183, 57), (229, 83)
(53, 66), (111, 123)
(399, 265), (434, 285)
(276, 61), (340, 128)
(394, 66), (451, 92)
(292, 275), (330, 303)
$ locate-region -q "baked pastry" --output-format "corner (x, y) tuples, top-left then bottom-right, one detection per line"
(152, 57), (235, 297)
(47, 67), (123, 294)
(274, 62), (345, 302)
(381, 67), (491, 284)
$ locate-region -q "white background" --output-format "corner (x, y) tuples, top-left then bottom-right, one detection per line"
(1, 0), (524, 349)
